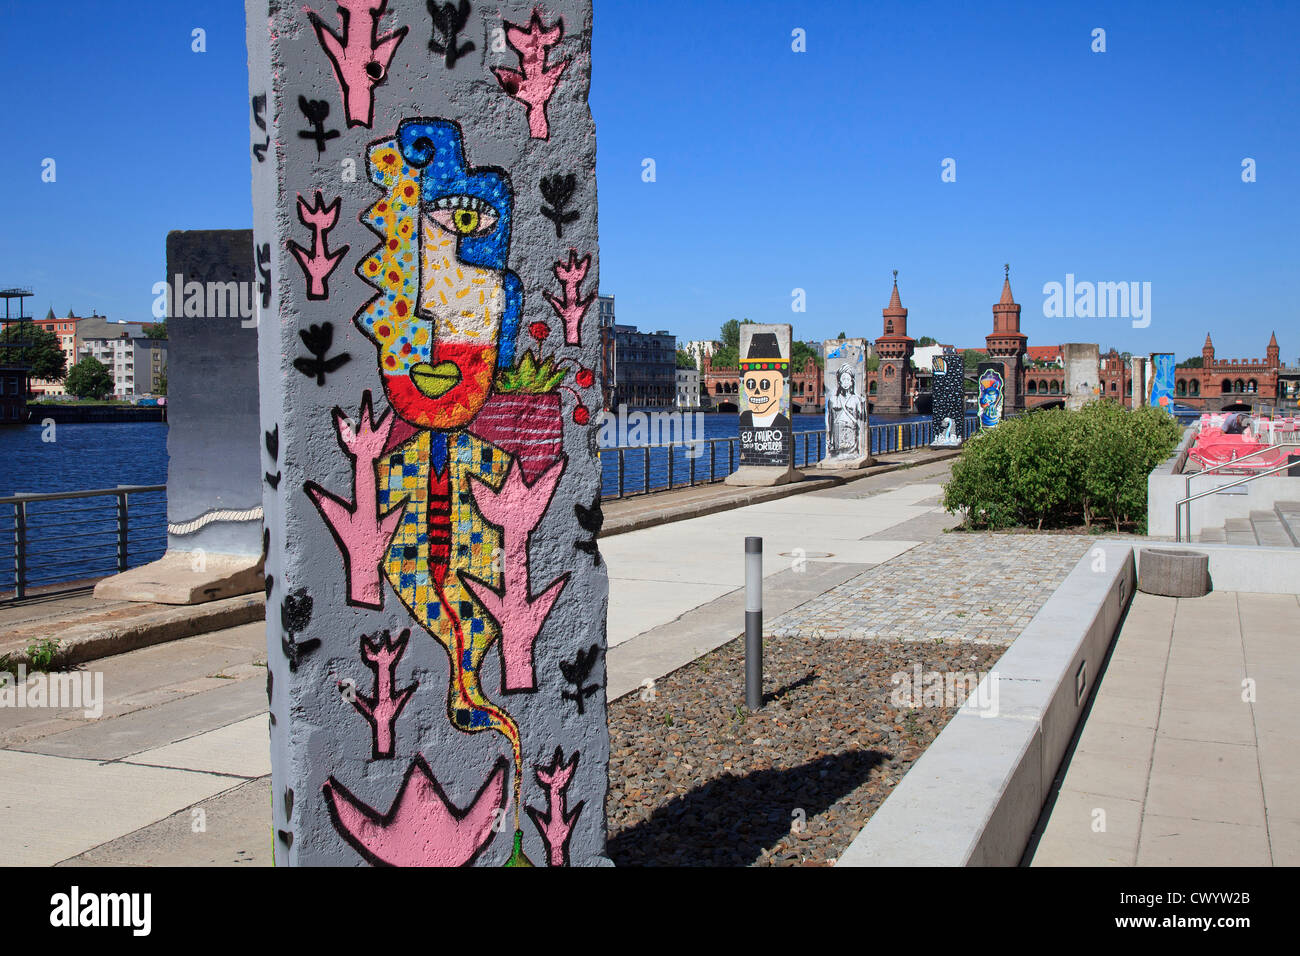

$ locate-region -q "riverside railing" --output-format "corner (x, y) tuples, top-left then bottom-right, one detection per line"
(598, 416), (978, 499)
(1, 485), (167, 602)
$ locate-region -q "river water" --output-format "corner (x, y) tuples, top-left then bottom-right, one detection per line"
(0, 411), (928, 594)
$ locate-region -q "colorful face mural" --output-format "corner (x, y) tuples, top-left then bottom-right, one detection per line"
(737, 325), (793, 467)
(251, 0), (606, 869)
(355, 120), (521, 430)
(978, 363), (1005, 430)
(822, 338), (869, 464)
(1149, 352), (1175, 412)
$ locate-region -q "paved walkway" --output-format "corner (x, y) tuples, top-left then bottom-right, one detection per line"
(1028, 589), (1300, 866)
(0, 459), (963, 865)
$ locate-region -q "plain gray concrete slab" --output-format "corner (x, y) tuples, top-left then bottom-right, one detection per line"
(15, 676), (266, 761)
(1031, 586), (1298, 866)
(0, 749), (237, 866)
(122, 715), (270, 778)
(58, 776), (271, 867)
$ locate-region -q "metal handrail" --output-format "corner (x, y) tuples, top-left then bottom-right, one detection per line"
(3, 484), (167, 602)
(1184, 441), (1294, 511)
(1175, 460), (1296, 542)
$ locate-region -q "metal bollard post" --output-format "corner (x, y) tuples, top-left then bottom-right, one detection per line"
(745, 536), (763, 711)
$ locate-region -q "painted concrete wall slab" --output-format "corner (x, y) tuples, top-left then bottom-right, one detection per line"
(246, 0), (607, 866)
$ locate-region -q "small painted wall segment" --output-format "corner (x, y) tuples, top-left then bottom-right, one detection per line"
(725, 323), (797, 486)
(820, 337), (870, 468)
(1149, 352), (1175, 413)
(1062, 342), (1101, 412)
(977, 361), (1005, 431)
(1131, 355), (1147, 408)
(930, 346), (965, 447)
(246, 0), (607, 867)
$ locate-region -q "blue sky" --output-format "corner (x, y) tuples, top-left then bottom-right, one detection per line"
(1, 0), (1296, 362)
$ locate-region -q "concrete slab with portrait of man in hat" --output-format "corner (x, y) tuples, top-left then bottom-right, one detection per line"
(726, 323), (800, 486)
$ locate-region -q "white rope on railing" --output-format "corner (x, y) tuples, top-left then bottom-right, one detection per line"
(168, 506), (264, 536)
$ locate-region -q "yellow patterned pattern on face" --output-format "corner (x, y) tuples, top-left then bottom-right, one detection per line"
(376, 429), (523, 824)
(418, 216), (506, 343)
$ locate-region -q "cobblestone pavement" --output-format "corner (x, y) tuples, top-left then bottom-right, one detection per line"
(769, 533), (1100, 645)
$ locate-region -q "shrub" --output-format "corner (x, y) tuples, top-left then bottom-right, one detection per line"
(944, 400), (1182, 532)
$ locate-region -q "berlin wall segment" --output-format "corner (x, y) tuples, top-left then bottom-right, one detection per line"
(246, 0), (608, 867)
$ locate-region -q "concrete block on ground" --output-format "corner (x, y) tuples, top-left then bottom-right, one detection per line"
(1138, 548), (1211, 597)
(93, 551), (263, 605)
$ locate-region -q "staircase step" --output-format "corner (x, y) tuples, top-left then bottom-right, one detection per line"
(1275, 501), (1300, 547)
(1223, 517), (1257, 545)
(1250, 511), (1295, 548)
(1197, 526), (1227, 544)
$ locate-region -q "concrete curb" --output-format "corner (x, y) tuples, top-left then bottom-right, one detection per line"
(602, 450), (962, 538)
(835, 540), (1135, 867)
(0, 594), (265, 668)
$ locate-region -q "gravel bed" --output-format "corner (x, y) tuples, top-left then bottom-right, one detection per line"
(607, 633), (1006, 866)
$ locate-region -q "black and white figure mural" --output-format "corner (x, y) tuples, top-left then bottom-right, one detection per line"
(929, 346), (964, 448)
(821, 337), (869, 468)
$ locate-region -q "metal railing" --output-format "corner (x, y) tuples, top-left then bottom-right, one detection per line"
(597, 417), (978, 500)
(1, 485), (167, 602)
(1175, 460), (1297, 542)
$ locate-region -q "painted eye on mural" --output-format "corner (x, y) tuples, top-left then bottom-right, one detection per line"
(428, 195), (499, 236)
(745, 377), (757, 391)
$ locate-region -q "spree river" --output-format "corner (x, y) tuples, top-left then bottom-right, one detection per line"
(0, 411), (928, 594)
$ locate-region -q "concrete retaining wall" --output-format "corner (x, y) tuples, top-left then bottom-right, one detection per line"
(836, 540), (1135, 866)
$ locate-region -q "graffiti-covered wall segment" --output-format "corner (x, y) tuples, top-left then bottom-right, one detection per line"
(930, 346), (964, 448)
(246, 0), (607, 867)
(820, 337), (869, 468)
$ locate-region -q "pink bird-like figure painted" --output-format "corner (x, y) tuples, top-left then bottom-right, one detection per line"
(543, 249), (595, 346)
(345, 628), (418, 759)
(323, 756), (508, 866)
(309, 0), (408, 128)
(491, 10), (570, 140)
(526, 747), (583, 866)
(460, 455), (569, 692)
(288, 191), (350, 300)
(305, 390), (407, 609)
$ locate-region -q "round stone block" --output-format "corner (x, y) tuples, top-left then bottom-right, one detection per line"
(1138, 548), (1211, 598)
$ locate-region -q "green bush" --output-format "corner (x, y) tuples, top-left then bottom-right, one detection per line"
(943, 401), (1182, 532)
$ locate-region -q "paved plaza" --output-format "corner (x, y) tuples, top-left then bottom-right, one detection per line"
(1029, 589), (1300, 866)
(2, 459), (1295, 866)
(768, 533), (1099, 645)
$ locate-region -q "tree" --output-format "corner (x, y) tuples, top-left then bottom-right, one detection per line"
(916, 335), (938, 347)
(791, 340), (822, 369)
(675, 349), (696, 369)
(962, 349), (989, 373)
(867, 353), (880, 372)
(1177, 356), (1203, 369)
(65, 357), (114, 400)
(143, 320), (167, 339)
(156, 365), (168, 396)
(0, 323), (67, 381)
(720, 319), (742, 350)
